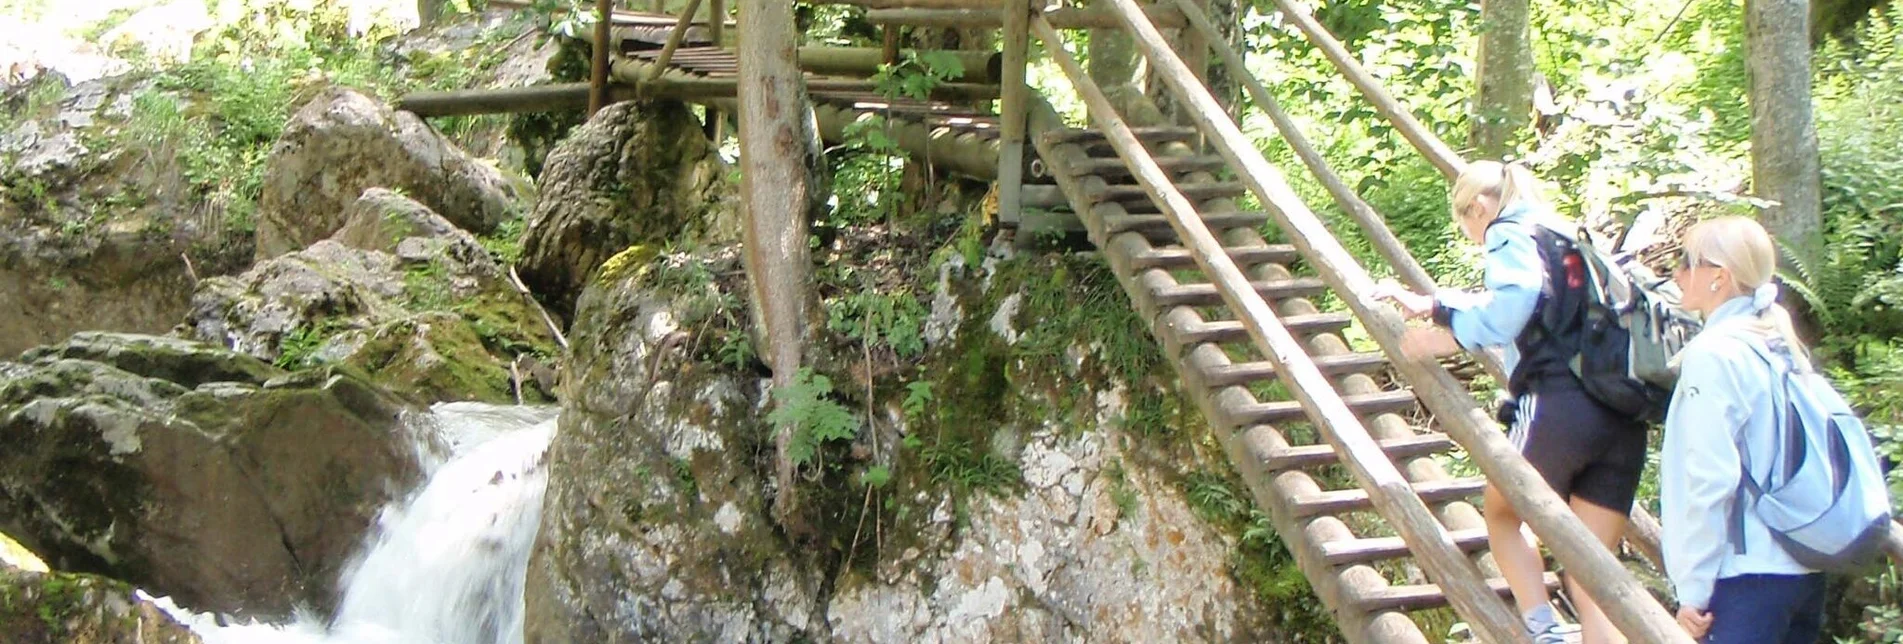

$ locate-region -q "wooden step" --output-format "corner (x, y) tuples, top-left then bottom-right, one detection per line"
(1170, 313), (1354, 345)
(1103, 210), (1268, 235)
(1094, 181), (1247, 203)
(1199, 352), (1388, 388)
(1043, 125), (1199, 145)
(1127, 244), (1300, 270)
(1348, 573), (1562, 614)
(1150, 277), (1329, 308)
(1288, 478), (1484, 519)
(1262, 432), (1455, 472)
(1068, 154), (1225, 177)
(1321, 528), (1490, 566)
(1228, 389), (1418, 426)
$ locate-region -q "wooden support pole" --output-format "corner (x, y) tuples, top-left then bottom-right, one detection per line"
(1091, 0), (1693, 641)
(867, 6), (1185, 29)
(706, 0), (725, 142)
(650, 0), (708, 81)
(1266, 0), (1463, 179)
(588, 0), (614, 115)
(995, 0), (1030, 226)
(882, 25), (901, 65)
(1032, 14), (1527, 644)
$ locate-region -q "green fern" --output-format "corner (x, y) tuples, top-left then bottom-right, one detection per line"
(767, 369), (860, 466)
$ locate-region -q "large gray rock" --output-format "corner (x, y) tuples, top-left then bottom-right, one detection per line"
(255, 86), (520, 260)
(516, 99), (735, 320)
(0, 332), (423, 619)
(186, 193), (558, 404)
(523, 251), (1277, 642)
(0, 74), (245, 358)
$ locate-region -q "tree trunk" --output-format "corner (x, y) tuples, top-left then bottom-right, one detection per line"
(738, 0), (821, 535)
(1745, 0), (1823, 261)
(1089, 2), (1145, 120)
(1470, 0), (1534, 159)
(418, 0), (445, 26)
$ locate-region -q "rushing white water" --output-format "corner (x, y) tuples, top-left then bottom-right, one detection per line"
(150, 402), (561, 644)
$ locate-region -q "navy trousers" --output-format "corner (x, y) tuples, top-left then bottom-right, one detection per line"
(1701, 573), (1828, 644)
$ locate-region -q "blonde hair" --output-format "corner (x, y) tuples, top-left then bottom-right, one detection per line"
(1682, 216), (1811, 364)
(1450, 160), (1544, 224)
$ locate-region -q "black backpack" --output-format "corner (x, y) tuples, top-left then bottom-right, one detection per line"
(1519, 224), (1701, 424)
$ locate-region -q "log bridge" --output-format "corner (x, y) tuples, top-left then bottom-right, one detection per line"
(399, 1), (1903, 642)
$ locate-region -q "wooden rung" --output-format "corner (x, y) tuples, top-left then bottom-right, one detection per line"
(1321, 528), (1490, 566)
(1169, 312), (1354, 345)
(1126, 244), (1300, 270)
(1150, 276), (1328, 308)
(1103, 210), (1268, 234)
(1348, 573), (1562, 614)
(1287, 477), (1484, 519)
(1068, 154), (1225, 177)
(1262, 432), (1455, 472)
(1042, 125), (1199, 144)
(1227, 389), (1418, 426)
(1094, 181), (1246, 202)
(1200, 352), (1388, 388)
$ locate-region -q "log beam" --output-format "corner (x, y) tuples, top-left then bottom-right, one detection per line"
(798, 47), (1004, 83)
(867, 6), (1185, 29)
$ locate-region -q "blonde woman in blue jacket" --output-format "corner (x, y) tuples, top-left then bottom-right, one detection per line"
(1376, 161), (1647, 644)
(1661, 216), (1824, 642)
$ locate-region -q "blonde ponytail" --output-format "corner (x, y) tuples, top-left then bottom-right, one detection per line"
(1681, 216), (1812, 366)
(1451, 160), (1545, 224)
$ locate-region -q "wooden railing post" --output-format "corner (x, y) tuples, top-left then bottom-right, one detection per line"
(1032, 14), (1530, 644)
(995, 0), (1030, 226)
(649, 0), (708, 80)
(1090, 0), (1694, 640)
(588, 0), (614, 115)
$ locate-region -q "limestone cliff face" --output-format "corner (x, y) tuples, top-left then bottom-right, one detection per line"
(524, 246), (1280, 642)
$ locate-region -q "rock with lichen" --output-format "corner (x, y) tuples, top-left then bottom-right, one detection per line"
(184, 189), (557, 404)
(0, 332), (422, 620)
(0, 566), (203, 644)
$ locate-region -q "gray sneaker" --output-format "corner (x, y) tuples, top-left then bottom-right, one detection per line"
(1528, 623), (1571, 644)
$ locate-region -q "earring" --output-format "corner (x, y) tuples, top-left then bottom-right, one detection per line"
(1709, 282), (1720, 293)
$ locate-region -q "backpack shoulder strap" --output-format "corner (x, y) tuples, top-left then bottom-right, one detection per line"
(1726, 334), (1791, 555)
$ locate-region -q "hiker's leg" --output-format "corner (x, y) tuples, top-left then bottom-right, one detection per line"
(1485, 482), (1551, 614)
(1566, 497), (1631, 644)
(1778, 573), (1828, 644)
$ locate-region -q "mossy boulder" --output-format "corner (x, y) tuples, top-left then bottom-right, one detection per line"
(0, 332), (423, 619)
(516, 99), (736, 321)
(0, 567), (202, 644)
(254, 86), (521, 260)
(184, 191), (556, 404)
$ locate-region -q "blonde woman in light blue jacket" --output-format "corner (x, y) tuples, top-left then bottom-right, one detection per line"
(1661, 216), (1824, 643)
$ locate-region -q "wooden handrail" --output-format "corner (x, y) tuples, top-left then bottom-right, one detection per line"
(1092, 0), (1694, 641)
(1264, 0), (1464, 179)
(1031, 13), (1529, 643)
(1168, 0), (1432, 293)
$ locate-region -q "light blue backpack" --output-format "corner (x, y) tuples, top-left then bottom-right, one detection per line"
(1728, 337), (1894, 572)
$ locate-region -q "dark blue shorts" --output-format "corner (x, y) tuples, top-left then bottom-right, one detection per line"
(1701, 573), (1827, 644)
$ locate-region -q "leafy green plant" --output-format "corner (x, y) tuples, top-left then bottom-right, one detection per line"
(767, 368), (861, 466)
(827, 287), (927, 358)
(275, 323), (330, 369)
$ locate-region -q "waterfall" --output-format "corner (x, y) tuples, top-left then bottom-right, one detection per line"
(151, 402), (561, 644)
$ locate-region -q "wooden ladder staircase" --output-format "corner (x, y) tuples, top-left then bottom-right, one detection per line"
(1030, 108), (1536, 644)
(1010, 2), (1701, 642)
